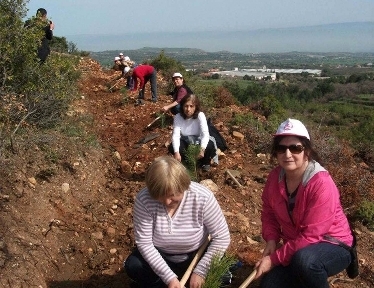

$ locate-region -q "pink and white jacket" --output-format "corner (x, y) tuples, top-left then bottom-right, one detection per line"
(261, 160), (353, 266)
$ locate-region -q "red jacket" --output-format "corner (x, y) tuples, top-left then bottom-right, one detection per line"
(132, 65), (155, 91)
(261, 161), (353, 266)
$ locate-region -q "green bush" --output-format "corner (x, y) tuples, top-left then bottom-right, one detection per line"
(356, 201), (374, 231)
(150, 50), (185, 79)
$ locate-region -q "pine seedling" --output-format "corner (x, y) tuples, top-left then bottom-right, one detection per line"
(155, 112), (166, 128)
(184, 144), (201, 181)
(203, 253), (237, 288)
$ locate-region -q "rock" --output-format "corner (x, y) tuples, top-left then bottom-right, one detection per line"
(199, 179), (219, 194)
(120, 161), (132, 178)
(106, 227), (116, 237)
(61, 183), (70, 193)
(28, 177), (37, 185)
(232, 131), (245, 142)
(91, 231), (103, 240)
(113, 151), (121, 161)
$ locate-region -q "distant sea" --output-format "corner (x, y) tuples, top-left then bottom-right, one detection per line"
(65, 22), (374, 54)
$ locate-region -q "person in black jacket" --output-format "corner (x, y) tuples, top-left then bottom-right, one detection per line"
(26, 8), (54, 63)
(162, 72), (193, 115)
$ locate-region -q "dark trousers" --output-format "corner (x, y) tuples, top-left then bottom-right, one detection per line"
(124, 248), (197, 288)
(168, 138), (216, 166)
(260, 242), (351, 288)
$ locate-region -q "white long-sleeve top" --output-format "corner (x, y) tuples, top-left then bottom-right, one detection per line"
(133, 182), (230, 285)
(172, 112), (210, 152)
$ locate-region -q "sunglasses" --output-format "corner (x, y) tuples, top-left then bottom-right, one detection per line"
(275, 144), (305, 154)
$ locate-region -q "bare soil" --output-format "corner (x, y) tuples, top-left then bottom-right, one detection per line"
(0, 58), (373, 288)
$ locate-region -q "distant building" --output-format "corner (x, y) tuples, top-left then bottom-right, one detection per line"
(209, 67), (321, 80)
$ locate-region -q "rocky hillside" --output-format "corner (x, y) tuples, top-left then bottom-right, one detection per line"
(0, 57), (373, 288)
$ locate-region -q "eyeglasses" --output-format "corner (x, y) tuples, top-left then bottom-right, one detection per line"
(275, 144), (305, 154)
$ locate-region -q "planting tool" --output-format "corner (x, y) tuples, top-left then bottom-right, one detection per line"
(180, 235), (211, 288)
(238, 269), (257, 288)
(108, 78), (122, 92)
(144, 112), (165, 130)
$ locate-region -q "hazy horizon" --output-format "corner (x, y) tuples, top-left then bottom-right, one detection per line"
(65, 22), (374, 54)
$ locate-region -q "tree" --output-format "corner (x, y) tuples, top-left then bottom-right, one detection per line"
(50, 36), (69, 53)
(150, 50), (185, 79)
(211, 73), (220, 79)
(0, 0), (38, 90)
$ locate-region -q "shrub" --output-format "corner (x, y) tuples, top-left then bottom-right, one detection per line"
(213, 86), (237, 108)
(150, 50), (185, 79)
(356, 201), (374, 231)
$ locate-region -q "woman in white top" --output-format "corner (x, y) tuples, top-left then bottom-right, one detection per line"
(124, 156), (230, 288)
(168, 94), (216, 171)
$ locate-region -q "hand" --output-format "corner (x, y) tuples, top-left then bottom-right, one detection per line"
(189, 272), (204, 288)
(167, 277), (181, 288)
(162, 106), (169, 112)
(197, 148), (205, 159)
(254, 255), (273, 279)
(174, 152), (182, 162)
(263, 240), (276, 256)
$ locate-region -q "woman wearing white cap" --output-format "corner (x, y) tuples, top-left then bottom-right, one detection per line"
(162, 72), (193, 115)
(254, 118), (356, 287)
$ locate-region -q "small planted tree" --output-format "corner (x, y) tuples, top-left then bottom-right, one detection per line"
(203, 254), (237, 288)
(184, 144), (201, 181)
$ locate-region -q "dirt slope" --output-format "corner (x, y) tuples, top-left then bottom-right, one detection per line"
(0, 57), (373, 288)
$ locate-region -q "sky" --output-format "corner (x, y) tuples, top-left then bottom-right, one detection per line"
(25, 0), (374, 53)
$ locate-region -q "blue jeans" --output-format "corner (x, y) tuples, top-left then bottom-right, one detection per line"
(260, 242), (351, 288)
(138, 68), (157, 101)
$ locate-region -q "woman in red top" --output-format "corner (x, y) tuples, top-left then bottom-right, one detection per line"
(125, 65), (157, 103)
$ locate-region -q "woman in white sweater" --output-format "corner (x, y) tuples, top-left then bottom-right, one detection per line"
(124, 156), (230, 288)
(168, 94), (217, 171)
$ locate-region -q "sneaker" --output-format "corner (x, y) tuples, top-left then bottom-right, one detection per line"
(201, 165), (211, 172)
(135, 99), (145, 106)
(151, 98), (157, 103)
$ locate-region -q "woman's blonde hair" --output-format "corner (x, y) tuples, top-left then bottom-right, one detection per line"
(145, 156), (191, 199)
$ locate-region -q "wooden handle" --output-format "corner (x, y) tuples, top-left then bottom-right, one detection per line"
(146, 115), (162, 128)
(238, 270), (257, 288)
(180, 235), (211, 287)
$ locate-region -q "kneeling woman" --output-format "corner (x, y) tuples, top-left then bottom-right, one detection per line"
(124, 156), (230, 288)
(168, 93), (216, 171)
(255, 118), (355, 288)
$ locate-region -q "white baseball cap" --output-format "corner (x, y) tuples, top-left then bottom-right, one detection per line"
(274, 118), (310, 140)
(172, 72), (183, 78)
(114, 56), (120, 61)
(124, 56), (130, 61)
(119, 53), (124, 56)
(124, 66), (131, 74)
